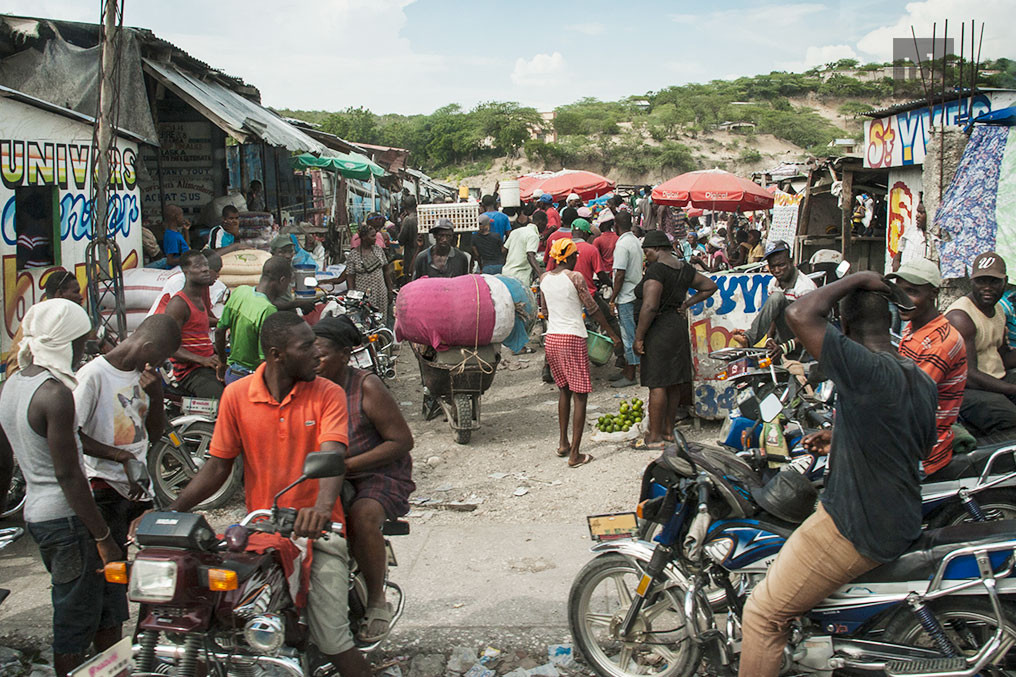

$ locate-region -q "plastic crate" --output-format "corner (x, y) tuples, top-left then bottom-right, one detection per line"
(417, 202), (480, 233)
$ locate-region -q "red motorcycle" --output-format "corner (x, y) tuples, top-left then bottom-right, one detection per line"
(105, 451), (406, 677)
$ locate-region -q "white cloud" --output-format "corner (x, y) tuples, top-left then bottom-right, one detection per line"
(565, 22), (606, 36)
(779, 44), (858, 71)
(511, 52), (566, 87)
(855, 0), (1016, 61)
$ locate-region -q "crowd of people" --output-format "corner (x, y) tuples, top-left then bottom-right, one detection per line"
(5, 174), (1016, 677)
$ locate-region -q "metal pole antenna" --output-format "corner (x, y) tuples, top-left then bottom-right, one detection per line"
(85, 0), (128, 344)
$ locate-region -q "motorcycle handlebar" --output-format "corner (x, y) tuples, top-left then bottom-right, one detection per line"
(238, 510), (343, 537)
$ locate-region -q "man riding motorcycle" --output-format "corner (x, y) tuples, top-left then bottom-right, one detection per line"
(135, 311), (370, 677)
(733, 239), (817, 360)
(739, 271), (937, 676)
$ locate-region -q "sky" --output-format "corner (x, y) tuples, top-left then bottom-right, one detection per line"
(4, 0), (1015, 115)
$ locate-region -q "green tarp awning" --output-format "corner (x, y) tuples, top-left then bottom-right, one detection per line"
(292, 152), (385, 180)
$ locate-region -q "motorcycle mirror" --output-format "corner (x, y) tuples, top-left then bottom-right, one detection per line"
(302, 451), (346, 479)
(835, 260), (851, 278)
(760, 393), (783, 423)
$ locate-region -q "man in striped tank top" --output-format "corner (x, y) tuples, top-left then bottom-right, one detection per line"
(157, 250), (223, 399)
(890, 259), (967, 475)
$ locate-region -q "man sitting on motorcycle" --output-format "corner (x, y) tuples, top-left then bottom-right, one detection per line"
(889, 259), (967, 475)
(157, 311), (370, 677)
(733, 239), (817, 360)
(945, 251), (1016, 436)
(739, 271), (937, 677)
(156, 250), (223, 399)
(312, 316), (414, 644)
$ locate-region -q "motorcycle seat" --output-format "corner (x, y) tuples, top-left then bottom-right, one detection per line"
(931, 442), (1016, 482)
(853, 519), (1016, 583)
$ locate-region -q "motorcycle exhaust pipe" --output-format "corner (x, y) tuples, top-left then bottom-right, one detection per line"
(136, 643), (304, 677)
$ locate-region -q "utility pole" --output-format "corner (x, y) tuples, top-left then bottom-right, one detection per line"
(85, 0), (128, 343)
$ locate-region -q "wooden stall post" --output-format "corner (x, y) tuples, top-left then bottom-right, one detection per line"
(840, 169), (854, 262)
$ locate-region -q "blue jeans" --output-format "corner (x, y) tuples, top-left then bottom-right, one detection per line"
(617, 301), (640, 366)
(481, 264), (503, 275)
(225, 363), (254, 385)
(27, 515), (128, 654)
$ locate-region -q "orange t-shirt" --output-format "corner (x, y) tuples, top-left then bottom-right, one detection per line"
(210, 364), (349, 522)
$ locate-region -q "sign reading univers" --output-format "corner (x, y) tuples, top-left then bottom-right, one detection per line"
(767, 191), (803, 247)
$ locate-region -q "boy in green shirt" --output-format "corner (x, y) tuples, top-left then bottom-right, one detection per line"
(215, 256), (293, 384)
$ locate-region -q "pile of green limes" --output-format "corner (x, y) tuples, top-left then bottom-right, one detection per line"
(596, 398), (644, 433)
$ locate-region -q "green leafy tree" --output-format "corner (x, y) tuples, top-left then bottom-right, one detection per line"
(472, 101), (543, 157)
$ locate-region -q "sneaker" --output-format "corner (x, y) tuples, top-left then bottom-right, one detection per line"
(610, 377), (638, 388)
(608, 371), (625, 382)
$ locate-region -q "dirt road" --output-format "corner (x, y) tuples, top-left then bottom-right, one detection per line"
(0, 342), (719, 670)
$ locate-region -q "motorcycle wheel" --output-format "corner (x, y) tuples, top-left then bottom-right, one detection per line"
(149, 422), (243, 510)
(568, 554), (699, 677)
(927, 489), (1016, 528)
(882, 599), (1016, 672)
(637, 521), (737, 611)
(454, 394), (473, 445)
(1, 463), (26, 519)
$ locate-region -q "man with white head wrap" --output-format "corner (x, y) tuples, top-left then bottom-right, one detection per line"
(0, 299), (121, 677)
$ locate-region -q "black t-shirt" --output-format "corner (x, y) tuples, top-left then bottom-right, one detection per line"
(413, 246), (470, 279)
(819, 326), (937, 562)
(472, 232), (505, 266)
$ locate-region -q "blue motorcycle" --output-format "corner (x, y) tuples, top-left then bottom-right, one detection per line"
(569, 433), (1016, 677)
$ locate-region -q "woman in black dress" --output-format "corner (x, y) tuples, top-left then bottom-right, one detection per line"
(633, 230), (718, 447)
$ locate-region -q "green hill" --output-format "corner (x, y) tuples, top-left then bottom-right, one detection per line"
(278, 57), (1016, 185)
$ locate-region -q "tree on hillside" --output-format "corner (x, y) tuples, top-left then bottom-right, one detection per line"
(472, 101), (543, 157)
(321, 106), (380, 144)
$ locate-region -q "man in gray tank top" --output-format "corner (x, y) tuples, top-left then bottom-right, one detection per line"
(0, 299), (120, 677)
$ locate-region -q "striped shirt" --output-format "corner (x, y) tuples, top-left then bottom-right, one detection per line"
(899, 314), (967, 475)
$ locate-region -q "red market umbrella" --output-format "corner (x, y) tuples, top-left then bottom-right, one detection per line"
(684, 207), (705, 218)
(652, 169), (774, 211)
(519, 170), (615, 202)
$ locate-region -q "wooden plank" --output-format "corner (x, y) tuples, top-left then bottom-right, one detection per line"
(840, 169), (853, 261)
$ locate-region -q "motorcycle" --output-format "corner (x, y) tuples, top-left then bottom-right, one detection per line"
(569, 433), (1016, 677)
(1, 462), (25, 519)
(146, 388), (242, 511)
(0, 526), (23, 608)
(106, 451), (406, 677)
(320, 290), (397, 381)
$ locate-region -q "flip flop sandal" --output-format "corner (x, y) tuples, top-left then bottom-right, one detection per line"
(629, 438), (667, 451)
(568, 453), (593, 468)
(556, 447), (571, 457)
(356, 603), (393, 644)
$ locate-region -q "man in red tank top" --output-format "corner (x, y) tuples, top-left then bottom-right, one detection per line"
(158, 250), (223, 398)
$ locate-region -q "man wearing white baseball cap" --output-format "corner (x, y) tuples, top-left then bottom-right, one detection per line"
(946, 251), (1016, 435)
(889, 258), (967, 475)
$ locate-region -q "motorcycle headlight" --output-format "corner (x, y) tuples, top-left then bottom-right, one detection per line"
(244, 614), (285, 654)
(128, 559), (178, 603)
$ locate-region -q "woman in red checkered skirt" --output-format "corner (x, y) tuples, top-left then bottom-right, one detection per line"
(539, 239), (622, 468)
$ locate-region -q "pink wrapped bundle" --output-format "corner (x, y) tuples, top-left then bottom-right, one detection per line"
(395, 274), (496, 350)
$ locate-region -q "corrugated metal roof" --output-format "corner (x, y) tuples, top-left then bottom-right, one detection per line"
(864, 88), (1016, 118)
(142, 58), (333, 155)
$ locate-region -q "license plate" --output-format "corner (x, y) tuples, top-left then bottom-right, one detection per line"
(181, 397), (218, 416)
(70, 636), (132, 677)
(586, 512), (639, 542)
(726, 357), (754, 378)
(349, 348), (373, 369)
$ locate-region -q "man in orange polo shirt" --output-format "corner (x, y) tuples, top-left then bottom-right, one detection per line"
(164, 311), (369, 677)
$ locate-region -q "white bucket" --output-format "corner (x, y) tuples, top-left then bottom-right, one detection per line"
(500, 179), (521, 207)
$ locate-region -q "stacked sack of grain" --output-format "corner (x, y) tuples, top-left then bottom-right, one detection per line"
(394, 274), (517, 350)
(218, 249), (271, 289)
(100, 267), (180, 333)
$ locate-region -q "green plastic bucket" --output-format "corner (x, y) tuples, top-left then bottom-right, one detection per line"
(586, 331), (614, 366)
